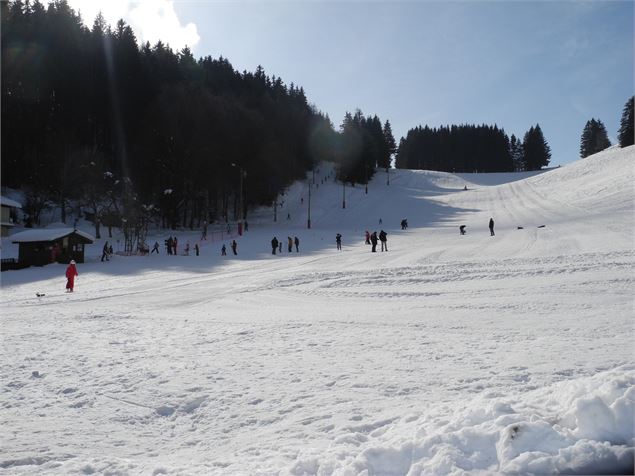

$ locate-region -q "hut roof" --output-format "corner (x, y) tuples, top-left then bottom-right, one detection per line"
(0, 195), (22, 208)
(11, 228), (95, 244)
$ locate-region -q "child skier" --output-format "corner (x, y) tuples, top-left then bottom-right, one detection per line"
(65, 260), (78, 292)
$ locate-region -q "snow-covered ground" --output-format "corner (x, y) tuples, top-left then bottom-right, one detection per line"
(1, 146), (634, 475)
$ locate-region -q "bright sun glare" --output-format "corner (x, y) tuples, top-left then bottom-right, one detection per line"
(66, 0), (200, 51)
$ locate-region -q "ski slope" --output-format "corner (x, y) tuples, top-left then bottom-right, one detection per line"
(1, 146), (634, 475)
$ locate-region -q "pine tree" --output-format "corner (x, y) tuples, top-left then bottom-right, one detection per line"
(618, 96), (634, 147)
(381, 120), (396, 169)
(580, 118), (611, 158)
(523, 124), (551, 170)
(509, 134), (525, 171)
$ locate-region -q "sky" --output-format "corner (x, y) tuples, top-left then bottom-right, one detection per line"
(67, 0), (634, 167)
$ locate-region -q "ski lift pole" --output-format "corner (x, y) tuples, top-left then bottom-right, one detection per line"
(307, 181), (311, 229)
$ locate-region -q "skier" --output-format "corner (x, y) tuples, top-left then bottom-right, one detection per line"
(173, 237), (178, 255)
(379, 218), (382, 225)
(279, 240), (283, 253)
(336, 233), (342, 251)
(184, 241), (190, 256)
(294, 236), (299, 252)
(194, 243), (199, 256)
(287, 213), (291, 220)
(287, 236), (293, 253)
(221, 244), (227, 256)
(365, 230), (370, 245)
(244, 221), (249, 232)
(489, 217), (495, 236)
(231, 239), (238, 255)
(202, 220), (208, 240)
(65, 260), (78, 292)
(370, 231), (378, 252)
(151, 241), (160, 254)
(459, 225), (466, 235)
(271, 237), (278, 255)
(101, 241), (110, 262)
(379, 230), (388, 251)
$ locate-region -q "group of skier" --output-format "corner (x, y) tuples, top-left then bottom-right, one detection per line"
(361, 230), (388, 252)
(67, 216), (499, 292)
(164, 236), (179, 255)
(221, 240), (238, 256)
(271, 236), (300, 254)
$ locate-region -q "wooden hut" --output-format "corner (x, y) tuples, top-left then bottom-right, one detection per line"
(11, 228), (95, 266)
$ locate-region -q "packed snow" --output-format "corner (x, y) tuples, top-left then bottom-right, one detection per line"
(1, 146), (634, 475)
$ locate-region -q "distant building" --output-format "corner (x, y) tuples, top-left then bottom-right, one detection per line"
(11, 228), (95, 266)
(0, 195), (22, 237)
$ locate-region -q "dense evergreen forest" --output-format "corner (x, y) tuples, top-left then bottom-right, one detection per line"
(1, 0), (401, 233)
(395, 124), (552, 173)
(0, 0), (328, 229)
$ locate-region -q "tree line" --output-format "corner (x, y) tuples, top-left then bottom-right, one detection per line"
(397, 93), (633, 174)
(0, 1), (325, 235)
(395, 123), (551, 172)
(1, 0), (401, 239)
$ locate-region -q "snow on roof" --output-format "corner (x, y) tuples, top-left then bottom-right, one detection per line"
(0, 195), (22, 208)
(11, 228), (95, 243)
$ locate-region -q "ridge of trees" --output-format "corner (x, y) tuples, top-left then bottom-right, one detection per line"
(1, 0), (341, 234)
(395, 123), (551, 172)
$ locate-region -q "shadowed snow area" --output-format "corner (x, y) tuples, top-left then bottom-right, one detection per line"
(1, 146), (634, 475)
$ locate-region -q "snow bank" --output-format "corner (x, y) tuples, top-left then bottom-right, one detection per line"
(285, 365), (635, 475)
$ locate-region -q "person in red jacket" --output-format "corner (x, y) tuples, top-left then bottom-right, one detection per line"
(65, 260), (78, 292)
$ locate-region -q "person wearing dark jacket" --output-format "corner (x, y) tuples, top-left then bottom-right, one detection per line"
(294, 236), (299, 252)
(489, 218), (495, 236)
(101, 242), (110, 262)
(231, 239), (238, 255)
(287, 236), (293, 253)
(379, 230), (388, 251)
(271, 237), (278, 255)
(370, 231), (378, 252)
(336, 233), (342, 250)
(166, 237), (173, 255)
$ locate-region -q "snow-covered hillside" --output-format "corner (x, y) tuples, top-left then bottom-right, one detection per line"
(1, 146), (634, 475)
